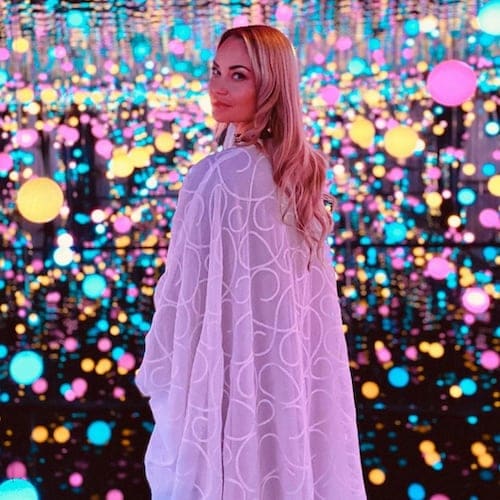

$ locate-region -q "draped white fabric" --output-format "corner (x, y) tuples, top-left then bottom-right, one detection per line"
(135, 144), (366, 499)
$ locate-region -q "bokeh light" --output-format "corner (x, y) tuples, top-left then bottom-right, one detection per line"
(16, 178), (64, 224)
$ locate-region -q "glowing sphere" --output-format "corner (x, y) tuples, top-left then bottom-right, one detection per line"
(9, 351), (44, 385)
(87, 420), (112, 446)
(16, 178), (64, 223)
(426, 257), (453, 280)
(426, 60), (477, 106)
(487, 175), (500, 196)
(16, 129), (38, 148)
(154, 132), (176, 153)
(480, 350), (499, 370)
(110, 153), (134, 178)
(12, 38), (30, 53)
(40, 88), (58, 104)
(384, 125), (419, 159)
(0, 152), (13, 172)
(82, 274), (106, 299)
(408, 482), (426, 500)
(461, 287), (490, 314)
(388, 366), (410, 388)
(368, 468), (386, 485)
(361, 381), (380, 399)
(319, 85), (340, 105)
(0, 479), (39, 499)
(478, 0), (500, 35)
(348, 116), (375, 148)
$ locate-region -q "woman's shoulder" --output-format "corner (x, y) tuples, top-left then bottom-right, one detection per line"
(187, 144), (274, 200)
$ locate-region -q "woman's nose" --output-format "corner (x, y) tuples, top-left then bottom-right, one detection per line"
(210, 79), (229, 95)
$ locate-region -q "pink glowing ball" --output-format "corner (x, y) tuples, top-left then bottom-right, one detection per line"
(480, 350), (499, 370)
(461, 287), (490, 314)
(6, 461), (27, 479)
(426, 60), (477, 106)
(320, 85), (341, 105)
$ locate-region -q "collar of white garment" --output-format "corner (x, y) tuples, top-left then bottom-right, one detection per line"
(222, 123), (237, 150)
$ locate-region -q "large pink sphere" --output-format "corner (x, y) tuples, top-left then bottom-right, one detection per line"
(426, 60), (477, 106)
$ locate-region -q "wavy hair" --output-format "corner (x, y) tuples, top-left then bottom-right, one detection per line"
(215, 25), (335, 269)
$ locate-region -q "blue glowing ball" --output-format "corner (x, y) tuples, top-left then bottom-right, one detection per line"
(404, 19), (420, 37)
(87, 420), (112, 446)
(9, 351), (44, 385)
(388, 367), (410, 388)
(407, 482), (426, 500)
(459, 378), (477, 396)
(0, 479), (39, 499)
(457, 187), (476, 206)
(384, 222), (407, 244)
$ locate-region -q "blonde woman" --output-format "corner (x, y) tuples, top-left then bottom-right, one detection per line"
(136, 25), (366, 499)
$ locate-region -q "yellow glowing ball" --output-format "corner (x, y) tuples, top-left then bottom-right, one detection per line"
(462, 163), (476, 176)
(384, 125), (419, 159)
(487, 175), (500, 196)
(483, 100), (496, 113)
(16, 87), (34, 104)
(81, 358), (95, 372)
(16, 178), (64, 223)
(53, 426), (71, 443)
(471, 442), (486, 456)
(129, 146), (151, 167)
(361, 381), (380, 399)
(425, 192), (443, 209)
(428, 342), (445, 358)
(368, 468), (386, 485)
(348, 116), (375, 148)
(96, 358), (113, 375)
(372, 165), (386, 178)
(170, 74), (186, 88)
(13, 37), (30, 53)
(85, 64), (97, 75)
(424, 451), (441, 465)
(363, 89), (382, 107)
(155, 132), (176, 153)
(31, 426), (49, 443)
(38, 88), (56, 105)
(419, 440), (436, 453)
(110, 152), (134, 178)
(478, 453), (494, 468)
(449, 385), (462, 398)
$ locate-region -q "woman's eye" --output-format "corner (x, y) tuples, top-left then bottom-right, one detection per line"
(211, 67), (220, 76)
(233, 72), (245, 80)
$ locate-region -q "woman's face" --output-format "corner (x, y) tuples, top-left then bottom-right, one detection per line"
(208, 37), (257, 134)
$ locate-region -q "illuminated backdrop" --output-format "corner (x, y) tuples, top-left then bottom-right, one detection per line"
(0, 0), (499, 499)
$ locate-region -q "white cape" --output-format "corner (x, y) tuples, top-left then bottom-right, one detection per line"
(136, 143), (366, 499)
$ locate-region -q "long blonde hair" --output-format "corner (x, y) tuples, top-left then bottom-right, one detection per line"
(216, 25), (335, 269)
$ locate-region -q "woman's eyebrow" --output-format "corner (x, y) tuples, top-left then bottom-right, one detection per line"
(212, 60), (251, 72)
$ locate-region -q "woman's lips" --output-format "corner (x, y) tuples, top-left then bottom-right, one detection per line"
(212, 101), (232, 108)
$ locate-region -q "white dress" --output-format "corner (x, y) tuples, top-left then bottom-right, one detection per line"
(135, 137), (366, 499)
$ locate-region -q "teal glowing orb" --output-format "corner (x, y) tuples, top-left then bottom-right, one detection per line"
(9, 351), (44, 385)
(82, 274), (106, 299)
(87, 420), (112, 446)
(0, 479), (39, 499)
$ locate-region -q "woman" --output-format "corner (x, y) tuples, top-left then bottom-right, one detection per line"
(136, 25), (366, 499)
